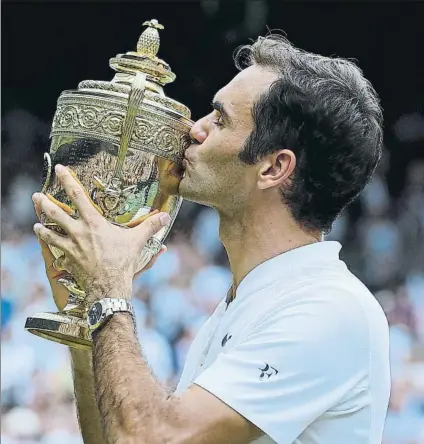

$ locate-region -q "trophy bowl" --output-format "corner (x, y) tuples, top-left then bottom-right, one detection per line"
(25, 19), (193, 349)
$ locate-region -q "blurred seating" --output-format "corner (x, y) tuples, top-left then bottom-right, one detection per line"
(1, 108), (424, 443)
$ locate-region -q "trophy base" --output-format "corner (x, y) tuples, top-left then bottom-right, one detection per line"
(25, 311), (92, 350)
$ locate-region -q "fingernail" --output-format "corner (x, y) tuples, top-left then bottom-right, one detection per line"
(33, 223), (42, 233)
(55, 164), (65, 173)
(160, 213), (171, 226)
(32, 193), (40, 203)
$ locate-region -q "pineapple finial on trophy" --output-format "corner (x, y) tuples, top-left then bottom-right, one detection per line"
(137, 19), (165, 58)
(109, 18), (175, 87)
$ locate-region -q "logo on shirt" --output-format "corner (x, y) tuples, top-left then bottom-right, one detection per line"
(259, 363), (279, 380)
(221, 333), (232, 347)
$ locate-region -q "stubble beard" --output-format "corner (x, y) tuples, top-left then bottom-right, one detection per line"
(178, 174), (216, 208)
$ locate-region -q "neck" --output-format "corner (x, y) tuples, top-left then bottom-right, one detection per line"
(218, 204), (322, 289)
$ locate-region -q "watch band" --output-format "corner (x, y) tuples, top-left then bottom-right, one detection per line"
(103, 298), (134, 317)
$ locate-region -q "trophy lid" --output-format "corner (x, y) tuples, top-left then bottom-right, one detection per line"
(76, 19), (191, 119)
(109, 19), (176, 87)
(53, 19), (192, 163)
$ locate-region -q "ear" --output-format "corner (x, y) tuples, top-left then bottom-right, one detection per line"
(257, 149), (296, 191)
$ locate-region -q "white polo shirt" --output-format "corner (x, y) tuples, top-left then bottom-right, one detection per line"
(175, 241), (391, 444)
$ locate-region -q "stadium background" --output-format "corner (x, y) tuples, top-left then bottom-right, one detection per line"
(2, 1), (424, 442)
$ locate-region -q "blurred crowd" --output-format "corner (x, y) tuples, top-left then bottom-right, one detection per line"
(2, 108), (424, 444)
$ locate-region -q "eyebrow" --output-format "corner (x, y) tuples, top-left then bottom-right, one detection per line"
(211, 99), (232, 124)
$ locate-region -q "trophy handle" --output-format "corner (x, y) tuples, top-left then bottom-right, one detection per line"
(41, 152), (52, 193)
(114, 72), (147, 178)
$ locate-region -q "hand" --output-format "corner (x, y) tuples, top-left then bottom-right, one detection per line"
(32, 164), (170, 303)
(35, 235), (167, 311)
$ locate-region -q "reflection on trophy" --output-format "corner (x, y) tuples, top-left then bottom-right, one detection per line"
(25, 19), (193, 349)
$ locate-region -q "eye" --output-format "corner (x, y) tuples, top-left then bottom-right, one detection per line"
(213, 113), (224, 127)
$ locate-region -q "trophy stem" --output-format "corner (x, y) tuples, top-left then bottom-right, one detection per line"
(26, 247), (157, 350)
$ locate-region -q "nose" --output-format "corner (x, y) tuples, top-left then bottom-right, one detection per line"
(189, 117), (208, 144)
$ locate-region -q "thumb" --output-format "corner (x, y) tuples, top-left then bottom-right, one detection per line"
(133, 212), (171, 244)
(38, 238), (67, 280)
(38, 237), (55, 268)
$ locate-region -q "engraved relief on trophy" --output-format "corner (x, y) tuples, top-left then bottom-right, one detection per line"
(39, 137), (182, 232)
(43, 138), (117, 222)
(51, 99), (192, 164)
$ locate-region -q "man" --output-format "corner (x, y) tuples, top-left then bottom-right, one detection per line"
(33, 35), (390, 444)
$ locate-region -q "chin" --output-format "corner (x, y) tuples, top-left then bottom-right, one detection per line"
(178, 177), (197, 201)
(178, 178), (211, 206)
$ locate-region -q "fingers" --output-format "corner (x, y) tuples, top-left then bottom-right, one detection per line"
(53, 255), (68, 271)
(33, 193), (77, 235)
(33, 223), (72, 254)
(66, 168), (104, 216)
(145, 245), (167, 269)
(122, 209), (160, 228)
(133, 212), (171, 245)
(37, 238), (69, 284)
(54, 164), (101, 222)
(34, 199), (42, 219)
(39, 246), (71, 311)
(38, 237), (55, 266)
(46, 194), (75, 216)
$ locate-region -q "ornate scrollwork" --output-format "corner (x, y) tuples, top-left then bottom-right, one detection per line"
(78, 80), (130, 94)
(77, 80), (190, 118)
(145, 237), (162, 256)
(147, 94), (190, 118)
(153, 127), (178, 152)
(51, 96), (191, 162)
(54, 105), (116, 132)
(102, 114), (122, 134)
(132, 119), (153, 143)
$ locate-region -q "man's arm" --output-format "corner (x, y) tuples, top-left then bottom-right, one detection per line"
(89, 283), (373, 444)
(70, 348), (107, 444)
(91, 307), (262, 444)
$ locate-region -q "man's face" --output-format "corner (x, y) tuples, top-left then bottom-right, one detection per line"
(179, 65), (278, 213)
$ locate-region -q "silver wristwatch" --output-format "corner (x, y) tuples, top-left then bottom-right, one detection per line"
(87, 298), (134, 334)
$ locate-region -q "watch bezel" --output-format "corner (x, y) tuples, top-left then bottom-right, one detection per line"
(87, 298), (134, 334)
(87, 300), (109, 331)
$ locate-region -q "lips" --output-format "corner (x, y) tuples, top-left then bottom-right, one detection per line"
(184, 147), (197, 163)
(183, 153), (196, 167)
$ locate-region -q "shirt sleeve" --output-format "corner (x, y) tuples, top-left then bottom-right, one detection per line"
(194, 292), (369, 444)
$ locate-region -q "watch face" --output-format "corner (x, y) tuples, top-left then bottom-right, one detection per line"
(88, 302), (103, 326)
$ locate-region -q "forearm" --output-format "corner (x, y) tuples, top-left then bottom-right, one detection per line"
(70, 348), (107, 444)
(91, 312), (179, 444)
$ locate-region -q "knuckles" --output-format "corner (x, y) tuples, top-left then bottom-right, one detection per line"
(40, 229), (53, 243)
(145, 218), (159, 234)
(69, 187), (83, 200)
(46, 207), (57, 219)
(83, 217), (99, 229)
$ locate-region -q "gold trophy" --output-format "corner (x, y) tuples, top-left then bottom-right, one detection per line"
(25, 19), (193, 349)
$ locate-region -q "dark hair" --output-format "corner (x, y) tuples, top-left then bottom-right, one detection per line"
(235, 35), (383, 233)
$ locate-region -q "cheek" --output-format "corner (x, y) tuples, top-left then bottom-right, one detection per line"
(193, 128), (250, 181)
(203, 130), (244, 161)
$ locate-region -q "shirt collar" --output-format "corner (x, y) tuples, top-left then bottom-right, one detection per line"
(230, 241), (342, 303)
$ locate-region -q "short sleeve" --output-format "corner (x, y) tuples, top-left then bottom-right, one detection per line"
(194, 294), (369, 444)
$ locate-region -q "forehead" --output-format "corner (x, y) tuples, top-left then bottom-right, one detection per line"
(215, 65), (278, 121)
